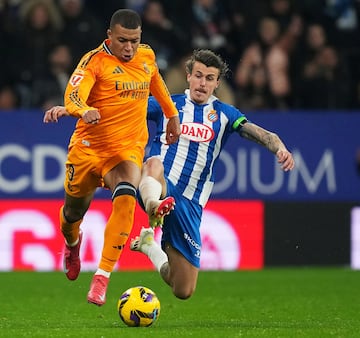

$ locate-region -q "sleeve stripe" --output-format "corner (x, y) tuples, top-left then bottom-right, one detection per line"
(69, 88), (84, 109)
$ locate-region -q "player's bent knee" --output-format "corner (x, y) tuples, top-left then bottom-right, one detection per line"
(172, 285), (195, 300)
(63, 206), (86, 223)
(144, 156), (163, 173)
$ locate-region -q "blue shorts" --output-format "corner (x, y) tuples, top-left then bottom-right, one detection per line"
(138, 179), (203, 268)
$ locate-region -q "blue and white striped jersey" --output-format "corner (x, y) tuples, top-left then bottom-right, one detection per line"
(147, 90), (248, 208)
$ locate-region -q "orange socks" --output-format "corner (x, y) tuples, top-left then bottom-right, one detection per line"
(99, 195), (136, 272)
(59, 206), (82, 246)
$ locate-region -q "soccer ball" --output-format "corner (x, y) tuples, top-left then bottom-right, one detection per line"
(117, 286), (160, 327)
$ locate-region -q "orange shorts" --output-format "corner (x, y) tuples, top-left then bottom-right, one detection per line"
(64, 144), (145, 198)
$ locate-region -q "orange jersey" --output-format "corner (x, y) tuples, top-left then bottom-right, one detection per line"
(64, 40), (178, 156)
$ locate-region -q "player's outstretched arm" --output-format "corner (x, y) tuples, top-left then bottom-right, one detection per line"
(43, 106), (69, 123)
(239, 122), (295, 172)
(43, 105), (101, 125)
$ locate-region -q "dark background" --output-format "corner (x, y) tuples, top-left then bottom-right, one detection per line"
(264, 202), (356, 265)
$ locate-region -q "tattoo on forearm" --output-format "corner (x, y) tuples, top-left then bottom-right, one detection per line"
(240, 124), (283, 154)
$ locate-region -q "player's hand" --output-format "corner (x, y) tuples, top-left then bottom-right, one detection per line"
(82, 109), (101, 124)
(165, 115), (181, 144)
(276, 149), (295, 171)
(43, 106), (69, 123)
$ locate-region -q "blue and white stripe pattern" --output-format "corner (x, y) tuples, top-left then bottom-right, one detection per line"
(147, 90), (247, 207)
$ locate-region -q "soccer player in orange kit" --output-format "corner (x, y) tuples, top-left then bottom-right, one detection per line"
(44, 8), (180, 306)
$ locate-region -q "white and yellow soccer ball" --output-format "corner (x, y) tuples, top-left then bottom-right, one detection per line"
(117, 286), (161, 327)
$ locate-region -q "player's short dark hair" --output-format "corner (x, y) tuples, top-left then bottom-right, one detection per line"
(110, 9), (142, 29)
(185, 49), (229, 79)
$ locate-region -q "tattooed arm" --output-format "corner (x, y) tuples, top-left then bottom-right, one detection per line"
(239, 122), (295, 171)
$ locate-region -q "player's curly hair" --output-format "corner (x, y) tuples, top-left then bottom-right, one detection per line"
(185, 49), (229, 80)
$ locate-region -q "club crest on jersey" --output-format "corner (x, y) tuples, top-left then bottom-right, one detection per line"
(181, 122), (214, 142)
(143, 62), (150, 74)
(207, 109), (218, 122)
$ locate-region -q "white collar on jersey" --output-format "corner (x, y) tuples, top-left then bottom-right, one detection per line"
(185, 89), (218, 105)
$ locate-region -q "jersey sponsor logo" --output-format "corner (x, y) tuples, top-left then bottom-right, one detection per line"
(181, 122), (215, 142)
(69, 73), (84, 87)
(115, 81), (150, 90)
(183, 232), (201, 250)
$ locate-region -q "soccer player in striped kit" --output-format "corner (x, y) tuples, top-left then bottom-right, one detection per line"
(130, 49), (295, 299)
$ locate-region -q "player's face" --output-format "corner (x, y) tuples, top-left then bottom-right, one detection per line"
(187, 61), (220, 104)
(107, 24), (141, 62)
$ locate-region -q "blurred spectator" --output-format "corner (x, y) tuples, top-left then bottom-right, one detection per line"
(58, 0), (104, 68)
(292, 23), (328, 102)
(85, 0), (126, 22)
(189, 0), (231, 56)
(0, 0), (21, 34)
(0, 84), (20, 110)
(0, 1), (20, 86)
(297, 0), (329, 24)
(234, 66), (272, 111)
(269, 14), (303, 102)
(323, 0), (360, 50)
(164, 50), (235, 105)
(297, 45), (351, 109)
(323, 0), (360, 110)
(160, 0), (192, 31)
(13, 0), (63, 107)
(140, 0), (187, 72)
(0, 0), (359, 111)
(30, 44), (73, 110)
(223, 0), (268, 70)
(268, 0), (298, 33)
(124, 0), (148, 13)
(234, 16), (301, 110)
(321, 1), (360, 110)
(303, 23), (328, 61)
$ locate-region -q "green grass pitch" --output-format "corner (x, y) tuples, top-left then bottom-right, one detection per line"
(0, 268), (359, 337)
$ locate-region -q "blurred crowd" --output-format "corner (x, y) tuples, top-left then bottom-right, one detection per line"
(0, 0), (359, 111)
